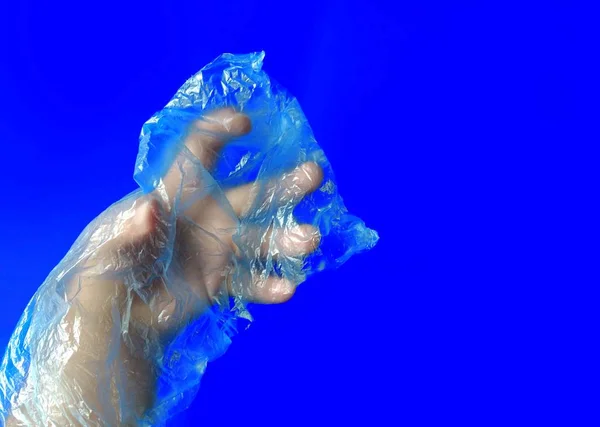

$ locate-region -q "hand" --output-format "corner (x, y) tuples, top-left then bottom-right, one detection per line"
(5, 109), (323, 426)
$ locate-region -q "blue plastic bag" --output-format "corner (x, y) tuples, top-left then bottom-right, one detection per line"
(0, 52), (378, 426)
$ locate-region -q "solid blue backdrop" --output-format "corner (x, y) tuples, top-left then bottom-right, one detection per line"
(0, 1), (587, 425)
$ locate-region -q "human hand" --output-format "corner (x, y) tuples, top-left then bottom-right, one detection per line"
(5, 108), (323, 426)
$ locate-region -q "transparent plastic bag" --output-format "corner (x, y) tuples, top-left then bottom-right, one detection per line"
(0, 52), (378, 426)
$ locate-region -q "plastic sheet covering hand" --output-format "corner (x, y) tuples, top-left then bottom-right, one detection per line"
(0, 52), (378, 426)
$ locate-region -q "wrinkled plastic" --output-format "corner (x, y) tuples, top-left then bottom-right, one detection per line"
(0, 52), (378, 426)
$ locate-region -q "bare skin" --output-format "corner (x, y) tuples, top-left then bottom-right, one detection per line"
(6, 109), (323, 426)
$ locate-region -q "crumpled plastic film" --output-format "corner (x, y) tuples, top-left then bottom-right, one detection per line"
(0, 52), (378, 426)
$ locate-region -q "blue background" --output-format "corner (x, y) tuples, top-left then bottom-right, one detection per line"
(0, 1), (589, 425)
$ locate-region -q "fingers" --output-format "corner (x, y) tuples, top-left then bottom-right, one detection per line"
(238, 224), (321, 259)
(161, 108), (251, 204)
(226, 161), (324, 218)
(183, 108), (251, 168)
(224, 162), (324, 305)
(250, 275), (296, 303)
(228, 224), (319, 305)
(264, 224), (320, 258)
(229, 272), (297, 304)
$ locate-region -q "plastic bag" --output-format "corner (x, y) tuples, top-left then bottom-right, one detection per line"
(0, 52), (378, 426)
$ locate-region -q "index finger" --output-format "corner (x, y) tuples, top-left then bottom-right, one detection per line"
(161, 108), (251, 204)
